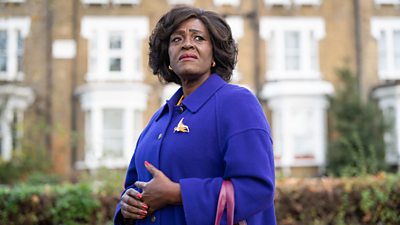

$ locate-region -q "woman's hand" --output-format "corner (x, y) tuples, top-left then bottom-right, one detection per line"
(120, 188), (149, 220)
(135, 161), (182, 215)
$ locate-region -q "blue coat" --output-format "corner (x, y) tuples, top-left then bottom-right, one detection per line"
(114, 74), (276, 225)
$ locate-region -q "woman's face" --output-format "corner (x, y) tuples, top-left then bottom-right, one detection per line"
(168, 18), (213, 81)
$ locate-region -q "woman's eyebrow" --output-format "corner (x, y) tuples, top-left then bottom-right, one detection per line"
(172, 28), (203, 35)
(188, 28), (202, 33)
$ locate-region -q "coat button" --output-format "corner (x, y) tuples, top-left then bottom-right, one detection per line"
(179, 106), (184, 113)
(151, 215), (156, 223)
(157, 133), (162, 140)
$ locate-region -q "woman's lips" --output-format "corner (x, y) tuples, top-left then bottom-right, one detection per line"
(179, 54), (198, 60)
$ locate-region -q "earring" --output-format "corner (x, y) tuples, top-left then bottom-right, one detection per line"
(168, 65), (173, 71)
(211, 61), (216, 67)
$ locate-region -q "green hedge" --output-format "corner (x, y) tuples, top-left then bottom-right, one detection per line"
(0, 183), (118, 225)
(0, 174), (399, 225)
(275, 173), (400, 225)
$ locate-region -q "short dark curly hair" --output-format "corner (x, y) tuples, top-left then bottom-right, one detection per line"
(149, 6), (238, 85)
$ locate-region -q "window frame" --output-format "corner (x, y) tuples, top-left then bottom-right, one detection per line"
(0, 17), (30, 81)
(81, 16), (149, 82)
(371, 17), (400, 80)
(260, 17), (325, 81)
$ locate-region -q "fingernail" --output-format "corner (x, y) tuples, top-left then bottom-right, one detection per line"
(136, 193), (142, 199)
(141, 210), (148, 215)
(144, 161), (151, 167)
(142, 204), (148, 209)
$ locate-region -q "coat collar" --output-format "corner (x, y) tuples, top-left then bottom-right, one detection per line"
(155, 74), (226, 121)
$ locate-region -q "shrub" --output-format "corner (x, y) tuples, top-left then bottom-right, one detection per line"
(0, 174), (399, 225)
(0, 182), (118, 225)
(327, 67), (387, 176)
(275, 173), (400, 225)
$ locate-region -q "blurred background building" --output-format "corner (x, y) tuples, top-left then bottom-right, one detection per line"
(0, 0), (399, 176)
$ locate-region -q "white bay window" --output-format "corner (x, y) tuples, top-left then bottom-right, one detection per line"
(0, 17), (33, 161)
(76, 83), (149, 169)
(260, 16), (333, 175)
(373, 86), (400, 167)
(261, 17), (324, 81)
(81, 16), (149, 82)
(0, 17), (30, 81)
(371, 18), (400, 80)
(78, 16), (150, 169)
(0, 85), (34, 161)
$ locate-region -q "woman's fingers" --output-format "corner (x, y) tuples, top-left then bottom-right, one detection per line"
(121, 189), (149, 220)
(134, 181), (147, 190)
(126, 188), (143, 199)
(144, 161), (160, 177)
(121, 201), (148, 219)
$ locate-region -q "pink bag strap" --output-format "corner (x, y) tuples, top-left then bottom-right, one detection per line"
(214, 180), (247, 225)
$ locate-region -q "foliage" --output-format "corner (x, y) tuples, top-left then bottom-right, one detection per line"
(0, 181), (119, 225)
(0, 112), (53, 185)
(50, 183), (100, 225)
(327, 67), (387, 176)
(0, 150), (50, 184)
(1, 174), (399, 225)
(275, 173), (400, 225)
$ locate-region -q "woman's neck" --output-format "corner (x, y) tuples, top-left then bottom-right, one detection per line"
(180, 73), (211, 96)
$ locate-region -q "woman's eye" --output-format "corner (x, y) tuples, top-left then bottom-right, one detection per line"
(194, 36), (204, 41)
(171, 37), (181, 43)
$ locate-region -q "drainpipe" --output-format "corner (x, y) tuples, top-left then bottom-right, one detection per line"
(252, 0), (261, 99)
(353, 0), (363, 98)
(45, 0), (53, 157)
(71, 0), (79, 170)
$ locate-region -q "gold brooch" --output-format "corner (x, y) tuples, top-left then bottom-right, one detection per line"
(174, 118), (190, 133)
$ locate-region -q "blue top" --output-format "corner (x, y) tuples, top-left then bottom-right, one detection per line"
(114, 74), (276, 225)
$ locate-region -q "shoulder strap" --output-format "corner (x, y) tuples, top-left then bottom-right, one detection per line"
(214, 180), (235, 225)
(214, 180), (248, 225)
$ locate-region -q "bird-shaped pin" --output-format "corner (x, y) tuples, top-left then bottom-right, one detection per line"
(174, 118), (190, 133)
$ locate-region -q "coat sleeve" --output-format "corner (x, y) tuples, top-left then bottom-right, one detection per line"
(114, 110), (162, 225)
(113, 151), (141, 225)
(179, 87), (275, 225)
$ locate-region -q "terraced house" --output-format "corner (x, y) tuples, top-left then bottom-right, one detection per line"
(1, 0), (399, 176)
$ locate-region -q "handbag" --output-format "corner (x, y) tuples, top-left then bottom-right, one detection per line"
(214, 180), (247, 225)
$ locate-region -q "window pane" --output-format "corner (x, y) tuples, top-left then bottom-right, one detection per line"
(310, 31), (318, 71)
(292, 109), (314, 156)
(268, 32), (275, 71)
(285, 31), (300, 70)
(109, 33), (122, 49)
(109, 58), (121, 71)
(383, 106), (397, 163)
(133, 38), (140, 72)
(103, 109), (124, 158)
(17, 31), (24, 72)
(0, 56), (6, 72)
(0, 30), (6, 49)
(394, 30), (400, 70)
(0, 30), (7, 72)
(89, 34), (97, 72)
(378, 30), (387, 71)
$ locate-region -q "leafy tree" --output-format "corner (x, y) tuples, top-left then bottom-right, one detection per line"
(327, 67), (387, 176)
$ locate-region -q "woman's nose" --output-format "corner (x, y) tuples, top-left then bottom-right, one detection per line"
(182, 38), (194, 49)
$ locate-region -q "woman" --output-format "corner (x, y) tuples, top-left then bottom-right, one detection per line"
(114, 6), (276, 225)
